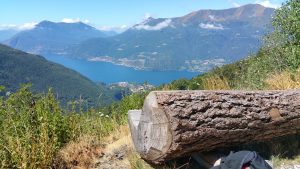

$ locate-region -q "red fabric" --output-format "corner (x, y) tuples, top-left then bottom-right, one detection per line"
(242, 165), (250, 169)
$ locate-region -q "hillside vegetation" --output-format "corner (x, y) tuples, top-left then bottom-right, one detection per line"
(0, 44), (119, 107)
(0, 85), (146, 168)
(0, 0), (300, 168)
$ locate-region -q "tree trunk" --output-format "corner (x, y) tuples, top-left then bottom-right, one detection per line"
(128, 90), (300, 164)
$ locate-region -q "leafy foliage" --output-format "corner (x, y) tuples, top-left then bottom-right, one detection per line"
(271, 0), (300, 70)
(0, 85), (146, 168)
(273, 0), (300, 45)
(0, 85), (70, 168)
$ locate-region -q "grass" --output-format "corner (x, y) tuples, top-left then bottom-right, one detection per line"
(0, 85), (146, 169)
(55, 125), (133, 169)
(265, 69), (300, 89)
(128, 152), (154, 169)
(0, 86), (68, 168)
(272, 155), (300, 168)
(201, 75), (231, 90)
(54, 135), (103, 169)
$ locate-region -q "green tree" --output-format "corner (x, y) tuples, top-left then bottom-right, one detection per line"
(273, 0), (300, 45)
(269, 0), (300, 70)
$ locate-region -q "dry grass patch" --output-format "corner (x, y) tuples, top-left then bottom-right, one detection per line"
(265, 70), (300, 89)
(54, 125), (135, 169)
(128, 151), (154, 169)
(272, 155), (300, 169)
(103, 125), (130, 144)
(54, 135), (104, 169)
(202, 75), (231, 90)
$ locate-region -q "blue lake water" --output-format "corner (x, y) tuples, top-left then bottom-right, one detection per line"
(45, 55), (199, 86)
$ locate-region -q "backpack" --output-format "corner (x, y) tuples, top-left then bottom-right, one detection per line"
(210, 151), (272, 169)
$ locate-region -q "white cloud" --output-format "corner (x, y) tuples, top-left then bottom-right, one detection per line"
(18, 22), (38, 30)
(228, 0), (241, 7)
(144, 13), (152, 20)
(255, 0), (281, 8)
(98, 25), (129, 33)
(62, 18), (80, 23)
(0, 22), (37, 30)
(232, 2), (241, 7)
(83, 19), (90, 23)
(134, 19), (172, 31)
(0, 24), (17, 30)
(199, 23), (224, 30)
(61, 18), (90, 23)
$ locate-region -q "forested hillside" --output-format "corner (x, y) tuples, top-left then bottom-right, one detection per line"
(0, 44), (116, 107)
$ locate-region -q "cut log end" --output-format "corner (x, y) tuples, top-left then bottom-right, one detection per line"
(128, 92), (172, 161)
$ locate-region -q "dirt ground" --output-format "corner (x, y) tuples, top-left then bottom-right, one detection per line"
(93, 134), (132, 169)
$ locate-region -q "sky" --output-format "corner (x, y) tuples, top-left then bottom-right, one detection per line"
(0, 0), (286, 32)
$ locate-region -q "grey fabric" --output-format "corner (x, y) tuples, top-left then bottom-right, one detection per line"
(210, 151), (272, 169)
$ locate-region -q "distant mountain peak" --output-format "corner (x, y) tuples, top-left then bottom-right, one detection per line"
(128, 3), (274, 32)
(233, 4), (271, 17)
(36, 20), (54, 26)
(145, 16), (155, 21)
(37, 20), (89, 27)
(241, 3), (271, 9)
(139, 17), (155, 25)
(5, 20), (117, 55)
(178, 3), (274, 23)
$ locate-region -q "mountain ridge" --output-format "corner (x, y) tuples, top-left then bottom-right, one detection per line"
(3, 4), (275, 72)
(4, 20), (117, 55)
(72, 4), (275, 72)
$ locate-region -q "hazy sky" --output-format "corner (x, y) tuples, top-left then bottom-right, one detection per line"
(0, 0), (286, 31)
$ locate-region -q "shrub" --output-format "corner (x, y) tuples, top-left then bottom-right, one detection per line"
(0, 84), (146, 169)
(0, 85), (71, 168)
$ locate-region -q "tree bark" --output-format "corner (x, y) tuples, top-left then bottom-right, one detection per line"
(128, 90), (300, 164)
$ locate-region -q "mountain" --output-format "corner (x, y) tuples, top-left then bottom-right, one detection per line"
(72, 4), (275, 72)
(4, 21), (116, 55)
(0, 44), (117, 107)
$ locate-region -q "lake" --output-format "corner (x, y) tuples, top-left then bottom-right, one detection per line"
(45, 55), (200, 86)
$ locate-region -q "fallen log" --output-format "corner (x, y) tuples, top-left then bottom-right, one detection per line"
(128, 90), (300, 164)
